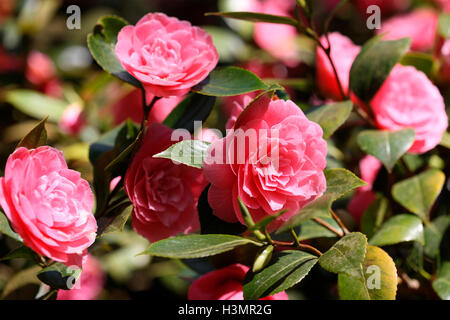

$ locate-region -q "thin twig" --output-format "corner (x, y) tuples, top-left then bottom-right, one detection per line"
(329, 209), (350, 235)
(313, 217), (344, 237)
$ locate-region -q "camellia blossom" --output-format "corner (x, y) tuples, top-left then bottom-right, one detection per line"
(204, 95), (327, 230)
(124, 123), (208, 242)
(112, 88), (183, 125)
(0, 147), (97, 266)
(188, 264), (288, 300)
(57, 255), (105, 300)
(59, 103), (86, 136)
(370, 65), (448, 154)
(435, 0), (450, 12)
(347, 155), (382, 224)
(115, 12), (219, 97)
(376, 8), (438, 52)
(26, 51), (57, 86)
(315, 32), (361, 100)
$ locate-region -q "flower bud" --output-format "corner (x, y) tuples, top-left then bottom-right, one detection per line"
(252, 245), (274, 273)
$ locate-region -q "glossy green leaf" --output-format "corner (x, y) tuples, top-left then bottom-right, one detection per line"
(88, 125), (123, 165)
(0, 246), (36, 262)
(319, 232), (367, 278)
(423, 215), (450, 258)
(350, 37), (411, 102)
(87, 15), (141, 87)
(5, 90), (67, 122)
(0, 211), (22, 242)
(142, 234), (262, 259)
(192, 66), (270, 96)
(338, 246), (397, 300)
(16, 117), (48, 149)
(369, 214), (424, 246)
(37, 263), (82, 290)
(433, 262), (450, 300)
(440, 131), (450, 149)
(205, 11), (298, 26)
(361, 196), (388, 239)
(1, 266), (41, 299)
(392, 169), (445, 222)
(400, 52), (435, 76)
(306, 101), (353, 139)
(163, 93), (216, 133)
(278, 169), (366, 233)
(243, 251), (317, 300)
(153, 140), (210, 169)
(97, 204), (132, 238)
(438, 13), (450, 38)
(357, 129), (415, 172)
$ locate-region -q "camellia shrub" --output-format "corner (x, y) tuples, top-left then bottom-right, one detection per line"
(0, 0), (449, 301)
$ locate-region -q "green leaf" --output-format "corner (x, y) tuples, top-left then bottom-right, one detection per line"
(306, 101), (353, 139)
(392, 169), (445, 222)
(433, 262), (450, 300)
(37, 263), (82, 290)
(97, 204), (132, 238)
(350, 37), (411, 102)
(153, 140), (210, 169)
(141, 234), (262, 259)
(163, 93), (216, 133)
(16, 117), (48, 149)
(205, 11), (298, 26)
(357, 129), (415, 172)
(360, 196), (388, 239)
(192, 66), (270, 97)
(4, 90), (67, 122)
(0, 246), (37, 262)
(87, 15), (141, 87)
(319, 232), (367, 278)
(243, 251), (317, 300)
(1, 266), (41, 299)
(423, 215), (450, 258)
(278, 169), (366, 233)
(440, 131), (450, 149)
(369, 214), (424, 246)
(0, 211), (22, 242)
(400, 52), (435, 76)
(438, 13), (450, 38)
(338, 246), (397, 300)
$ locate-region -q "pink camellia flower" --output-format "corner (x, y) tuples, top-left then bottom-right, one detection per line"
(57, 255), (105, 300)
(354, 0), (410, 16)
(253, 0), (300, 67)
(26, 51), (57, 86)
(0, 147), (97, 266)
(115, 13), (219, 98)
(113, 88), (183, 125)
(204, 95), (327, 230)
(188, 264), (288, 300)
(347, 155), (382, 224)
(370, 65), (448, 154)
(316, 32), (361, 101)
(59, 103), (86, 136)
(124, 123), (208, 242)
(377, 9), (438, 52)
(435, 0), (450, 12)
